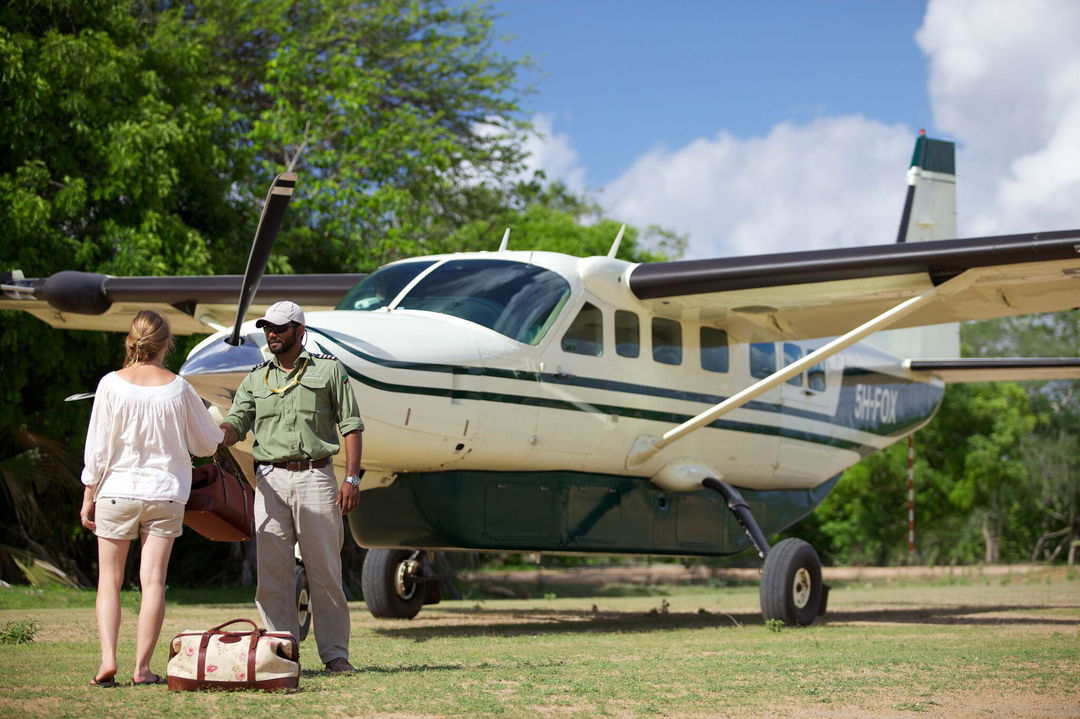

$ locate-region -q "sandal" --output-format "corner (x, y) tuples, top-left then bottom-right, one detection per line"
(132, 674), (165, 686)
(89, 675), (117, 688)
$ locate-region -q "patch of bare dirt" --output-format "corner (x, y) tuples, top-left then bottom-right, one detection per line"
(462, 563), (1066, 593)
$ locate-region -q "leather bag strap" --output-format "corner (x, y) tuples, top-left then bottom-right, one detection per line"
(247, 629), (262, 681)
(197, 618), (260, 681)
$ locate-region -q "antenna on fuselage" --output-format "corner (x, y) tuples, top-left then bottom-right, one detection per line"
(607, 224), (626, 258)
(498, 227), (510, 252)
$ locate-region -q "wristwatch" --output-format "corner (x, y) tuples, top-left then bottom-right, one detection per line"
(344, 475), (361, 488)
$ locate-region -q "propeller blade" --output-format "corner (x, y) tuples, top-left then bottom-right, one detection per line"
(226, 172), (298, 345)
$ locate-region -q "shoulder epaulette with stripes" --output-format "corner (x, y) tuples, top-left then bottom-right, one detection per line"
(310, 353), (336, 360)
(251, 360), (271, 371)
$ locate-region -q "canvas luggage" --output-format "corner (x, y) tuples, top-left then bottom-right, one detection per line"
(184, 461), (254, 542)
(166, 618), (299, 691)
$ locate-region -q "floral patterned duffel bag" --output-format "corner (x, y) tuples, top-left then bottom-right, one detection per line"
(167, 618), (299, 691)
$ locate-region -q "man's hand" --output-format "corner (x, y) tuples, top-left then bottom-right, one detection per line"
(219, 423), (239, 447)
(335, 481), (360, 515)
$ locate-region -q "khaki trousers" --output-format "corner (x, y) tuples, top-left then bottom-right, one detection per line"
(254, 464), (349, 664)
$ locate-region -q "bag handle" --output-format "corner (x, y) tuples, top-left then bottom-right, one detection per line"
(207, 617), (260, 635)
(197, 618), (262, 682)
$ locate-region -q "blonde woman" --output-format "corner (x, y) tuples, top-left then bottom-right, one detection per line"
(80, 310), (223, 687)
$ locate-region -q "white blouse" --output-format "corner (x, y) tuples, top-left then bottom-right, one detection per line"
(81, 372), (224, 502)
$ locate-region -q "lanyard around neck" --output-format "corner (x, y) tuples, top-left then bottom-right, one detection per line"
(264, 356), (309, 395)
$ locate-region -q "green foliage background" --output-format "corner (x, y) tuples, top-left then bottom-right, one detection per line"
(0, 1), (1076, 587)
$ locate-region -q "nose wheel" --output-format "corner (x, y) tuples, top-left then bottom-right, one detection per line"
(294, 562), (311, 640)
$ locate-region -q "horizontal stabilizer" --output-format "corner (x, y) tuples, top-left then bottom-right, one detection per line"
(906, 357), (1080, 382)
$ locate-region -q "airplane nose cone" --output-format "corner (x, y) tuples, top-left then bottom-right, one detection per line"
(180, 334), (265, 407)
(181, 335), (264, 377)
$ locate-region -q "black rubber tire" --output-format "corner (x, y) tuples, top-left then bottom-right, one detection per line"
(294, 563), (312, 641)
(760, 538), (824, 626)
(361, 549), (423, 619)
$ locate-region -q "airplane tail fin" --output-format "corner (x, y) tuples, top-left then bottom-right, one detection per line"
(870, 133), (960, 360)
(896, 132), (956, 244)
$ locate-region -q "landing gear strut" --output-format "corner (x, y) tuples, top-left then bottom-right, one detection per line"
(702, 477), (828, 626)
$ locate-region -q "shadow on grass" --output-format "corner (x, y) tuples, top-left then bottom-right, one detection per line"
(299, 663), (463, 679)
(371, 603), (1080, 641)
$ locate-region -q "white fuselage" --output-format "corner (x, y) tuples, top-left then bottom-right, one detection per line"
(182, 251), (943, 493)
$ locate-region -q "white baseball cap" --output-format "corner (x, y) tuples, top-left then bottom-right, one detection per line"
(255, 300), (306, 328)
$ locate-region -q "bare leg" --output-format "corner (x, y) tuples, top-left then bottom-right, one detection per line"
(132, 533), (175, 683)
(95, 537), (130, 683)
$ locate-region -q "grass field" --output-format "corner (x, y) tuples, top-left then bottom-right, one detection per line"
(1, 566), (1077, 718)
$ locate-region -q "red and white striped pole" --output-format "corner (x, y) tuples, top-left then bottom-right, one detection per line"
(907, 435), (916, 563)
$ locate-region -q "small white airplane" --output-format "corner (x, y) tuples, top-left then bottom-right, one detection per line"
(4, 134), (1079, 626)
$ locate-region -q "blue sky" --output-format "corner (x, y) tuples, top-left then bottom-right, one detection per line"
(488, 0), (1080, 259)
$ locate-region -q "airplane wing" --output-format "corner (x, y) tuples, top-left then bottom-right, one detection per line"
(0, 271), (366, 334)
(627, 229), (1080, 342)
(906, 358), (1080, 383)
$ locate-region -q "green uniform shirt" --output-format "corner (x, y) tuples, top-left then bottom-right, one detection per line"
(223, 350), (364, 463)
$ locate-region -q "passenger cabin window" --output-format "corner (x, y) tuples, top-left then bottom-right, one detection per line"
(561, 303), (603, 357)
(749, 342), (776, 379)
(783, 343), (803, 386)
(808, 362), (827, 392)
(652, 318), (682, 365)
(700, 327), (729, 373)
(615, 310), (640, 358)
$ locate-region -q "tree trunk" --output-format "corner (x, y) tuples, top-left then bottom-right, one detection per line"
(982, 515), (1000, 564)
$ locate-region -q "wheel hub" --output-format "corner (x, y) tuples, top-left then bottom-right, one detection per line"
(792, 567), (811, 608)
(297, 586), (310, 620)
(394, 558), (421, 600)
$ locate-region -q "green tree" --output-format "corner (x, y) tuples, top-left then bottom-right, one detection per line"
(160, 0), (533, 272)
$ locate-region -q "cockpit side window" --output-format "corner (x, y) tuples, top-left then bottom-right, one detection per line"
(335, 261), (436, 311)
(395, 259), (571, 344)
(561, 302), (603, 357)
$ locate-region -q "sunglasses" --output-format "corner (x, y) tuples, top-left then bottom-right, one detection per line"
(262, 322), (300, 334)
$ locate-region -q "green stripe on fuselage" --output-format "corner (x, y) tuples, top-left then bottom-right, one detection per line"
(309, 327), (939, 453)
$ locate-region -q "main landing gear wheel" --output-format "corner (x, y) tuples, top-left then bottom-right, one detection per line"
(760, 538), (825, 626)
(295, 563), (312, 641)
(362, 548), (424, 619)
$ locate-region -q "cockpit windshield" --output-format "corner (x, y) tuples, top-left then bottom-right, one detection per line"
(335, 261), (436, 311)
(395, 259), (570, 345)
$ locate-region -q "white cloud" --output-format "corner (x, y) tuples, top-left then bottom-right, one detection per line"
(519, 0), (1080, 259)
(518, 114), (588, 195)
(603, 117), (912, 259)
(917, 0), (1080, 236)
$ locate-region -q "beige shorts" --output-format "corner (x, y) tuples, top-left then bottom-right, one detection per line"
(94, 497), (184, 540)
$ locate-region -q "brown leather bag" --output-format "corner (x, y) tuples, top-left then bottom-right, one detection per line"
(167, 618), (298, 691)
(184, 461), (254, 542)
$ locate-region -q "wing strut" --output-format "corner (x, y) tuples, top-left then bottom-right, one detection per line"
(625, 269), (982, 469)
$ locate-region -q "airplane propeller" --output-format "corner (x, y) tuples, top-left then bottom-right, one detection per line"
(226, 172), (298, 345)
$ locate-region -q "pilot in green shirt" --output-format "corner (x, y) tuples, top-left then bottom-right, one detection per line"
(219, 300), (362, 674)
(223, 349), (364, 463)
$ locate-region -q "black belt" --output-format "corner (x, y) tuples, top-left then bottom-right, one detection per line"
(260, 457), (331, 471)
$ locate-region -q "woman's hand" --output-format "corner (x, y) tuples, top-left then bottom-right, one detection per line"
(80, 485), (96, 531)
(80, 498), (96, 531)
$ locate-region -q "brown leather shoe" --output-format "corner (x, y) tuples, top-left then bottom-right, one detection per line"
(324, 657), (355, 674)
